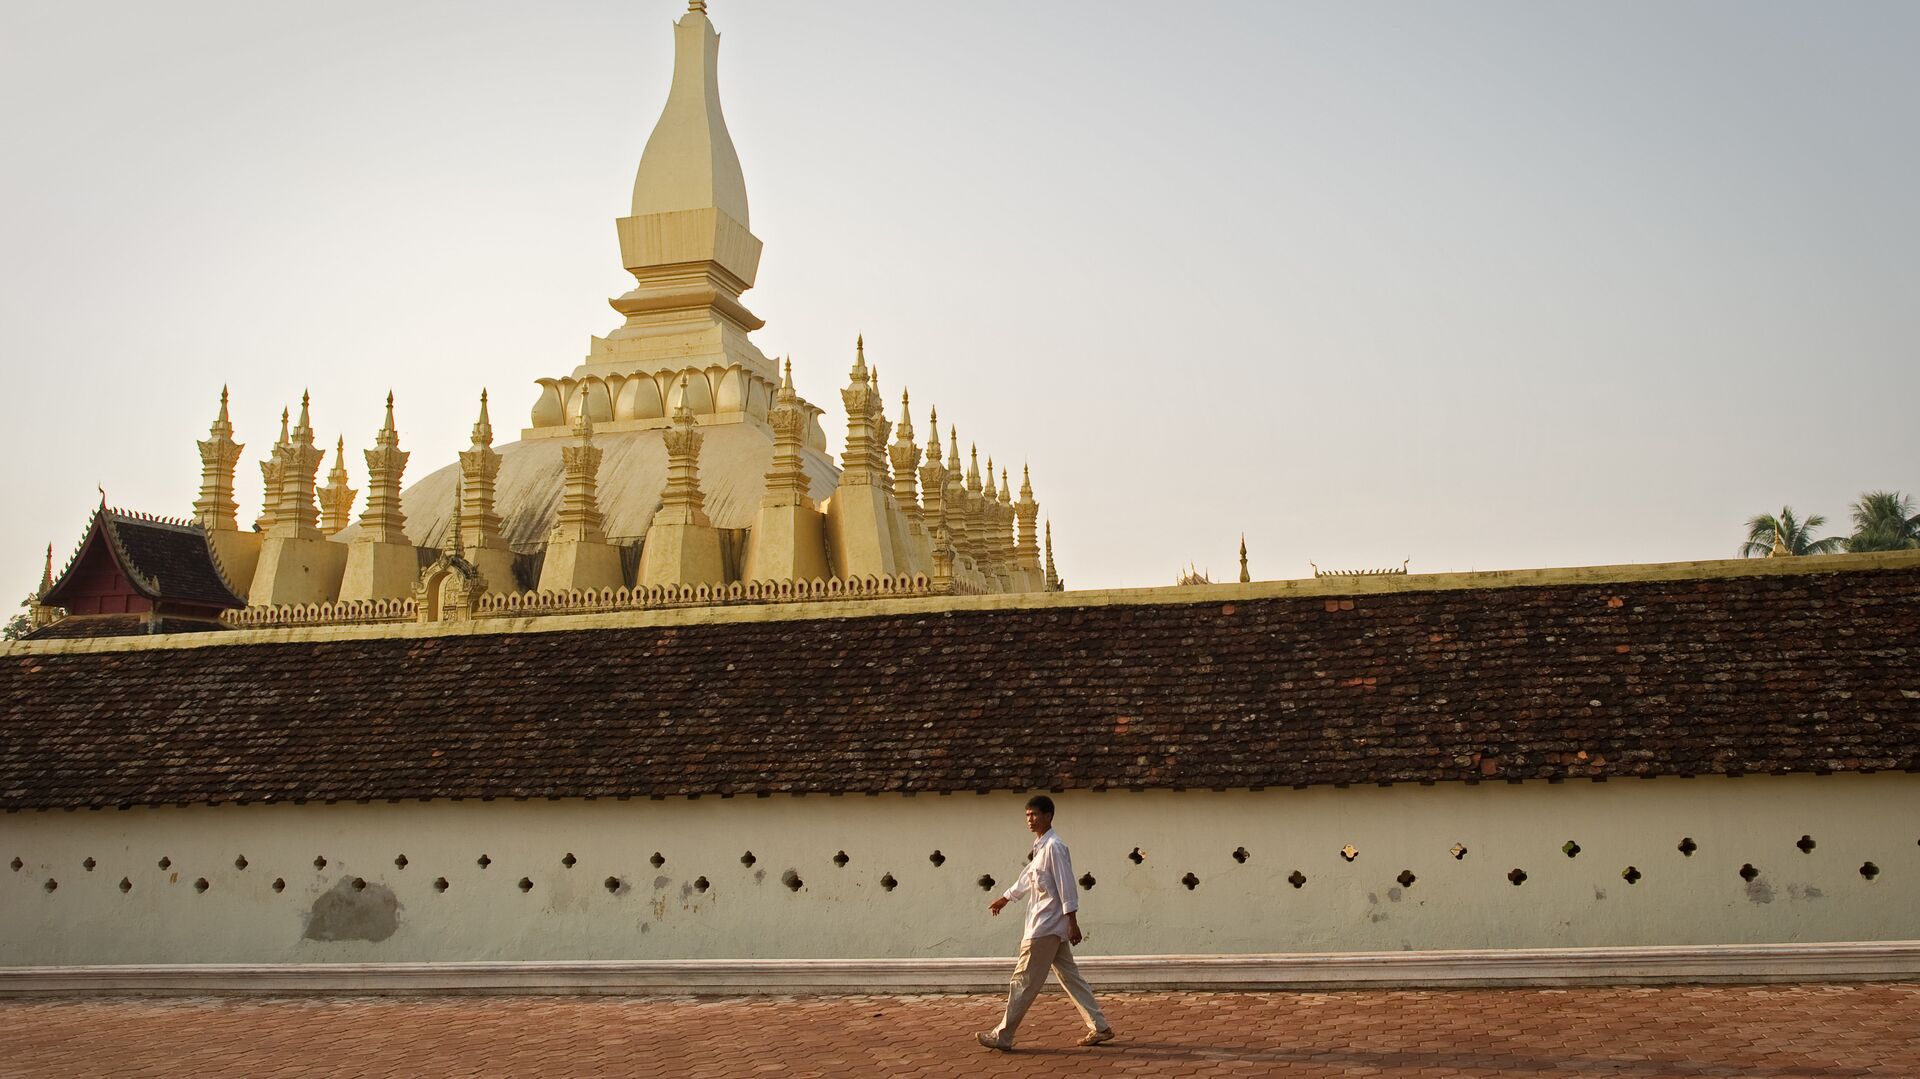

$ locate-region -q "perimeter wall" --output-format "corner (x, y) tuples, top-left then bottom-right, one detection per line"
(4, 773), (1915, 965)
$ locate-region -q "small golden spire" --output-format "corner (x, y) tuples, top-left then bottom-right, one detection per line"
(1000, 467), (1012, 505)
(1239, 533), (1250, 583)
(1769, 527), (1790, 558)
(471, 390), (494, 446)
(216, 384), (231, 425)
(39, 543), (53, 595)
(1044, 519), (1060, 591)
(849, 334), (868, 383)
(277, 407), (290, 446)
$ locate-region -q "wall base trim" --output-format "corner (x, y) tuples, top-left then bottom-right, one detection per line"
(3, 941), (1917, 996)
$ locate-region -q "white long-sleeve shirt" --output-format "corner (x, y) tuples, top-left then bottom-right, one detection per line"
(1001, 828), (1078, 942)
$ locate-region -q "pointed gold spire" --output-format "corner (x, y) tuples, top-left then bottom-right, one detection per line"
(30, 543), (61, 630)
(273, 393), (325, 536)
(1014, 463), (1040, 586)
(458, 390), (506, 553)
(256, 405), (291, 532)
(850, 335), (868, 383)
(318, 435), (357, 535)
(554, 388), (607, 543)
(888, 386), (923, 530)
(1044, 520), (1060, 591)
(918, 404), (949, 551)
(967, 443), (982, 492)
(659, 374), (712, 526)
(999, 467), (1012, 506)
(1239, 534), (1250, 583)
(292, 390), (313, 443)
(194, 386), (244, 531)
(472, 388), (494, 447)
(947, 425), (962, 472)
(356, 390), (411, 546)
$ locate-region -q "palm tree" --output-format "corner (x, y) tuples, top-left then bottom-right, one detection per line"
(1846, 490), (1920, 552)
(1739, 506), (1844, 558)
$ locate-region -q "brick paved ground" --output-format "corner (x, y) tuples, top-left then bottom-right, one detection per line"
(2, 984), (1917, 1077)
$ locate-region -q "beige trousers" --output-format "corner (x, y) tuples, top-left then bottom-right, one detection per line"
(990, 934), (1109, 1044)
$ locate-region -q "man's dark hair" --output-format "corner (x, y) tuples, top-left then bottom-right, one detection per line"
(1025, 795), (1055, 815)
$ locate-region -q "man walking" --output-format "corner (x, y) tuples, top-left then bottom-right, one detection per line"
(977, 795), (1115, 1051)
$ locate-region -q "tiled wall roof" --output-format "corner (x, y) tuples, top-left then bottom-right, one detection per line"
(2, 567), (1915, 809)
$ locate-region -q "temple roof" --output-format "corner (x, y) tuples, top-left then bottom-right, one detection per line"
(2, 558), (1915, 809)
(41, 506), (245, 613)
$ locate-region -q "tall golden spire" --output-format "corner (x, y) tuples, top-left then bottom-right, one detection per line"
(838, 336), (887, 486)
(659, 376), (711, 525)
(553, 398), (607, 542)
(918, 404), (947, 538)
(888, 389), (922, 530)
(318, 436), (357, 536)
(1044, 520), (1061, 591)
(255, 406), (290, 532)
(1014, 463), (1040, 585)
(273, 391), (324, 537)
(193, 386), (243, 532)
(357, 392), (411, 545)
(30, 544), (60, 630)
(458, 390), (505, 552)
(762, 358), (812, 504)
(1239, 534), (1250, 583)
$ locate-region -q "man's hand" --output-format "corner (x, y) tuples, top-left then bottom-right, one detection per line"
(1067, 914), (1082, 945)
(989, 897), (1009, 916)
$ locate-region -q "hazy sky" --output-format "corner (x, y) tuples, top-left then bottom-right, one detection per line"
(1, 1), (1914, 598)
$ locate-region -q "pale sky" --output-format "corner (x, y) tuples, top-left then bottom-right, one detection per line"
(1, 1), (1914, 598)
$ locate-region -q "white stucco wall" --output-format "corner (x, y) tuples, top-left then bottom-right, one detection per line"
(2, 774), (1914, 966)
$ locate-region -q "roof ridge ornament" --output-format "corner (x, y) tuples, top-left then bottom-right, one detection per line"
(1310, 559), (1410, 578)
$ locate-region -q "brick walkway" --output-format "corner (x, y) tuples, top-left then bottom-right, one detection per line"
(2, 984), (1917, 1077)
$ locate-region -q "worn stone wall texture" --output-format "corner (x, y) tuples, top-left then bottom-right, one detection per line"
(4, 777), (1915, 966)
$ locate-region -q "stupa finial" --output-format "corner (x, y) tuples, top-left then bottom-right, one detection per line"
(471, 390), (494, 447)
(631, 0), (746, 225)
(1239, 534), (1250, 583)
(572, 394), (595, 441)
(849, 335), (869, 383)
